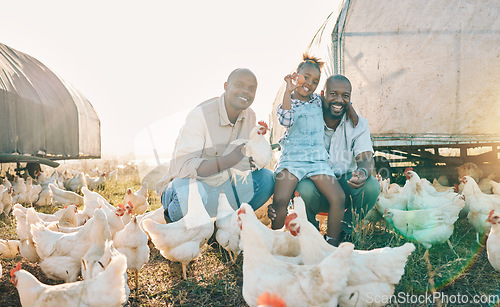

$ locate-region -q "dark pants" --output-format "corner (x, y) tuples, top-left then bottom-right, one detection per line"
(296, 173), (380, 233)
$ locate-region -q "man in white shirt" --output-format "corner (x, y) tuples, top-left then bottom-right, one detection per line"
(156, 68), (274, 222)
(296, 74), (380, 240)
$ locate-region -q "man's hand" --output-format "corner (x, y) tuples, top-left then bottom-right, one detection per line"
(347, 169), (368, 189)
(230, 143), (246, 160)
(267, 204), (276, 220)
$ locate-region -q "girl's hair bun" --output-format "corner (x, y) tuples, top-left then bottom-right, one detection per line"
(297, 53), (324, 72)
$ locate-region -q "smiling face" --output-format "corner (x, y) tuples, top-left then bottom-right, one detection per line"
(322, 77), (352, 120)
(224, 69), (257, 113)
(293, 65), (320, 101)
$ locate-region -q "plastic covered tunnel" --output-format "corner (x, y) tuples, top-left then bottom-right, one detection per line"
(0, 42), (100, 161)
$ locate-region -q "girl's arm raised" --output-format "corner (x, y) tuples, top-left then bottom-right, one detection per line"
(280, 73), (299, 110)
(346, 102), (359, 128)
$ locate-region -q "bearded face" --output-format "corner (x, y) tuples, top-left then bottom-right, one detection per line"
(322, 79), (351, 120)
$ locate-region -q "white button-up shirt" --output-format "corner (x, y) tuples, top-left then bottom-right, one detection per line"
(155, 94), (256, 195)
(324, 114), (374, 177)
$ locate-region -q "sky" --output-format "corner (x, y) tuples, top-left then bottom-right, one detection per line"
(0, 0), (342, 164)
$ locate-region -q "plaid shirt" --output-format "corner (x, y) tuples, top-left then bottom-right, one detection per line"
(276, 93), (322, 142)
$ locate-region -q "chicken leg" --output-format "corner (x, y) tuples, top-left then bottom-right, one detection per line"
(446, 239), (458, 257)
(134, 269), (139, 297)
(423, 249), (442, 307)
(182, 263), (188, 280)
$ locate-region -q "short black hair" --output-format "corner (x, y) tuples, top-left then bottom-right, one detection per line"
(227, 68), (256, 83)
(324, 75), (351, 89)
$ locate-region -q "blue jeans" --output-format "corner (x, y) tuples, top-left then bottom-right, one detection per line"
(161, 168), (275, 222)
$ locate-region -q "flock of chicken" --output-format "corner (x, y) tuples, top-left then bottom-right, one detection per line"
(1, 157), (500, 306)
(372, 163), (500, 275)
(0, 168), (163, 306)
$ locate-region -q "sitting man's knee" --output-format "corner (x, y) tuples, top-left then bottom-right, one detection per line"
(296, 179), (318, 201)
(363, 177), (381, 198)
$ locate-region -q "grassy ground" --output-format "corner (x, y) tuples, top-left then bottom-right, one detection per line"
(1, 162), (500, 306)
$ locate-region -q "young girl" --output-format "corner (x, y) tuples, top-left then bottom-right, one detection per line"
(270, 54), (357, 246)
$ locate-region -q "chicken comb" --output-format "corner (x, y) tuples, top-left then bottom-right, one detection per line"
(403, 167), (413, 174)
(258, 121), (268, 129)
(10, 262), (22, 277)
(127, 201), (134, 208)
(117, 203), (125, 209)
(488, 209), (495, 220)
(284, 213), (298, 227)
(257, 292), (287, 307)
(237, 207), (246, 216)
(294, 191), (300, 198)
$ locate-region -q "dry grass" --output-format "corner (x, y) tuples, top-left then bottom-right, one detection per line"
(1, 160), (500, 306)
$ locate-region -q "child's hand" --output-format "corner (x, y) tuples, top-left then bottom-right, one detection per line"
(284, 73), (304, 93)
(346, 103), (359, 128)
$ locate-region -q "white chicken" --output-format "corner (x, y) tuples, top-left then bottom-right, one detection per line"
(243, 121), (272, 170)
(63, 171), (87, 193)
(12, 207), (40, 262)
(137, 206), (166, 247)
(24, 177), (42, 205)
(105, 169), (119, 181)
(114, 216), (150, 293)
(11, 253), (127, 307)
(142, 178), (214, 280)
(486, 210), (500, 272)
(238, 204), (354, 307)
(285, 212), (415, 307)
(25, 206), (78, 231)
(491, 180), (500, 195)
(461, 176), (500, 240)
(383, 203), (462, 250)
(107, 204), (126, 238)
(224, 121), (272, 183)
(81, 187), (115, 220)
(49, 183), (84, 206)
(0, 184), (13, 215)
(34, 185), (53, 207)
(456, 162), (484, 194)
(432, 178), (456, 193)
(478, 173), (496, 194)
(85, 173), (107, 190)
(81, 240), (130, 302)
(457, 162), (483, 183)
(215, 192), (241, 263)
(30, 208), (111, 282)
(405, 171), (464, 211)
(31, 208), (111, 260)
(137, 206), (166, 226)
(121, 202), (134, 225)
(0, 239), (20, 259)
(14, 203), (81, 226)
(11, 177), (28, 205)
(238, 204), (301, 258)
(123, 182), (149, 215)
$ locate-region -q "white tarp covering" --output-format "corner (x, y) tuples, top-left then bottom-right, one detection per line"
(0, 42), (100, 159)
(332, 0), (500, 141)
